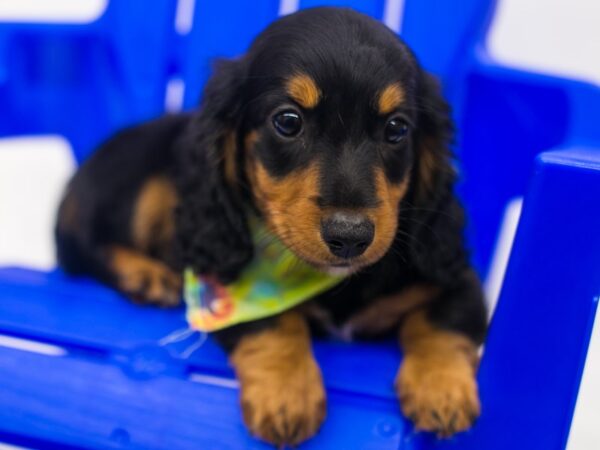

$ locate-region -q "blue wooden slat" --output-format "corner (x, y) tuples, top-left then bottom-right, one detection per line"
(178, 1), (281, 109)
(0, 268), (401, 402)
(0, 345), (406, 449)
(0, 268), (190, 350)
(401, 0), (496, 81)
(458, 66), (571, 276)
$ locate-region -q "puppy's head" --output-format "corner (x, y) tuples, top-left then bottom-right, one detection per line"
(181, 7), (453, 280)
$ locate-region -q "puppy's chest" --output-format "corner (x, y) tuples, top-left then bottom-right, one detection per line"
(306, 262), (418, 340)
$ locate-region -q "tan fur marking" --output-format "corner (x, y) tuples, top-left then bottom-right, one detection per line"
(248, 159), (332, 266)
(417, 137), (456, 203)
(244, 130), (260, 155)
(397, 310), (480, 437)
(131, 177), (177, 255)
(231, 311), (326, 446)
(109, 246), (181, 307)
(57, 189), (79, 232)
(417, 137), (443, 202)
(378, 83), (405, 114)
(223, 132), (238, 187)
(419, 142), (437, 199)
(286, 74), (321, 109)
(343, 285), (440, 337)
(364, 170), (410, 263)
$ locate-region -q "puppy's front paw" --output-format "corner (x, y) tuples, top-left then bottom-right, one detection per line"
(239, 359), (326, 447)
(396, 354), (480, 437)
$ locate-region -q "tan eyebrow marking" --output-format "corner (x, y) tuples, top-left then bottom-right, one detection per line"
(378, 83), (405, 114)
(286, 74), (322, 109)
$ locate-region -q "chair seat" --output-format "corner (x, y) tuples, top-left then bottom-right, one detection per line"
(0, 267), (416, 449)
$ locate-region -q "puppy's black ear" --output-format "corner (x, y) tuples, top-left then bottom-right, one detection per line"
(403, 71), (469, 285)
(175, 59), (253, 283)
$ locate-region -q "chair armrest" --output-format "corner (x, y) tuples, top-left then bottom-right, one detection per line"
(428, 147), (600, 449)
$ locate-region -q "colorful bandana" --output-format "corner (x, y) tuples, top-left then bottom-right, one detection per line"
(184, 221), (345, 332)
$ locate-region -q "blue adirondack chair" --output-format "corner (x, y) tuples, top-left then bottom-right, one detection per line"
(1, 1), (599, 449)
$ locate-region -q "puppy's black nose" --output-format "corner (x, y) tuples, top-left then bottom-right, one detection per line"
(321, 213), (375, 259)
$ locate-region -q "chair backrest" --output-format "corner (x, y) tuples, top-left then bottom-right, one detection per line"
(0, 0), (505, 274)
(177, 0), (496, 109)
(0, 1), (177, 163)
(0, 0), (496, 159)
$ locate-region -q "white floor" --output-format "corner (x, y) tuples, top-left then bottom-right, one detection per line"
(0, 0), (598, 448)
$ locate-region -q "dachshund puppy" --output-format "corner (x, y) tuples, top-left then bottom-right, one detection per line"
(56, 7), (487, 447)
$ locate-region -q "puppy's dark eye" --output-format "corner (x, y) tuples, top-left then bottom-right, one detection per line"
(384, 117), (409, 143)
(272, 111), (303, 137)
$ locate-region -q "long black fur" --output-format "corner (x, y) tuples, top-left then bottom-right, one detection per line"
(174, 60), (254, 284)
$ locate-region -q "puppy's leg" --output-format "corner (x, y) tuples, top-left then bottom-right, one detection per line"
(228, 311), (326, 447)
(105, 176), (182, 306)
(396, 270), (486, 437)
(57, 176), (181, 307)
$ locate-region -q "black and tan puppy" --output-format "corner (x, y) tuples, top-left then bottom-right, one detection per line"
(56, 7), (487, 447)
